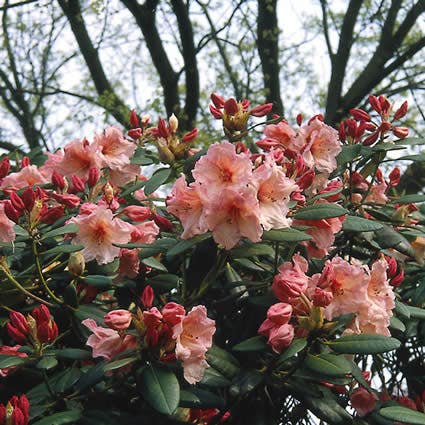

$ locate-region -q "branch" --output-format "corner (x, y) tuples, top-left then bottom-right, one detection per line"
(0, 0), (39, 11)
(58, 0), (129, 126)
(319, 0), (334, 60)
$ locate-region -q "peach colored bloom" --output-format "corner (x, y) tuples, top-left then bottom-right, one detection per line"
(365, 181), (388, 204)
(82, 318), (136, 361)
(117, 248), (140, 278)
(203, 186), (262, 250)
(69, 205), (133, 264)
(252, 154), (298, 230)
(162, 302), (186, 326)
(39, 151), (64, 180)
(173, 305), (215, 384)
(0, 345), (27, 377)
(192, 141), (252, 195)
(262, 121), (303, 152)
(301, 118), (341, 174)
(167, 175), (207, 239)
(58, 139), (101, 178)
(104, 309), (132, 330)
(0, 202), (16, 243)
(109, 164), (140, 187)
(130, 220), (160, 244)
(0, 165), (48, 190)
(272, 254), (309, 303)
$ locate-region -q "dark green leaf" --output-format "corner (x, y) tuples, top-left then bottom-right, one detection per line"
(144, 168), (171, 195)
(42, 244), (84, 256)
(37, 356), (58, 370)
(165, 233), (211, 259)
(75, 362), (105, 392)
(406, 305), (425, 320)
(277, 338), (307, 364)
(325, 334), (400, 354)
(141, 256), (168, 272)
(200, 367), (231, 387)
(230, 243), (275, 258)
(55, 349), (92, 360)
(82, 275), (115, 288)
(32, 410), (82, 425)
(0, 354), (26, 368)
(206, 346), (240, 379)
(342, 216), (383, 232)
(140, 365), (180, 415)
(262, 228), (311, 242)
(305, 353), (352, 377)
(293, 204), (348, 220)
(396, 194), (425, 204)
(41, 223), (79, 240)
(180, 388), (224, 409)
(232, 335), (268, 352)
(380, 406), (425, 424)
(395, 300), (411, 319)
(104, 357), (137, 372)
(74, 304), (106, 324)
(337, 144), (365, 165)
(389, 316), (406, 332)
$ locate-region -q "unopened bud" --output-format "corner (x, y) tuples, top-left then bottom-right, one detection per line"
(379, 121), (392, 132)
(388, 167), (400, 187)
(390, 269), (404, 287)
(296, 113), (303, 126)
(87, 167), (100, 188)
(122, 205), (152, 221)
(345, 119), (357, 138)
(223, 98), (238, 116)
(368, 95), (382, 114)
(210, 92), (225, 108)
(362, 131), (379, 146)
(0, 157), (10, 178)
(153, 213), (173, 231)
(68, 252), (85, 276)
(128, 128), (142, 140)
(141, 285), (154, 308)
(394, 101), (408, 120)
(209, 104), (223, 119)
(21, 187), (36, 212)
(9, 192), (24, 211)
(4, 201), (20, 223)
(104, 182), (114, 204)
(71, 175), (85, 193)
(168, 114), (178, 134)
(182, 128), (198, 143)
(350, 108), (371, 122)
(51, 170), (65, 191)
(250, 103), (273, 117)
(141, 114), (150, 127)
(386, 257), (398, 277)
(338, 122), (345, 142)
(129, 109), (140, 128)
(20, 156), (30, 168)
(393, 126), (409, 139)
(157, 118), (169, 139)
(297, 169), (315, 190)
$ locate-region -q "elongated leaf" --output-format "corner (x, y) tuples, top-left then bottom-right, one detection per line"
(0, 354), (26, 368)
(75, 362), (105, 392)
(37, 356), (58, 370)
(262, 228), (311, 242)
(395, 300), (411, 319)
(293, 204), (348, 220)
(389, 316), (406, 332)
(140, 365), (180, 415)
(342, 216), (383, 232)
(277, 338), (307, 364)
(104, 357), (137, 372)
(42, 244), (84, 256)
(141, 257), (168, 272)
(200, 367), (231, 388)
(326, 334), (400, 354)
(165, 233), (211, 259)
(180, 388), (225, 409)
(55, 348), (92, 360)
(232, 336), (268, 352)
(407, 305), (425, 320)
(83, 275), (115, 288)
(305, 353), (352, 377)
(337, 144), (365, 165)
(380, 406), (425, 424)
(41, 223), (79, 240)
(206, 346), (240, 379)
(144, 168), (171, 195)
(231, 244), (275, 258)
(396, 194), (425, 204)
(32, 410), (82, 425)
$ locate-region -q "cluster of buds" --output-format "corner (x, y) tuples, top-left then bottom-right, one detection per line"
(385, 256), (404, 287)
(127, 109), (151, 140)
(339, 95), (409, 146)
(0, 157), (11, 180)
(0, 395), (29, 425)
(209, 93), (273, 141)
(7, 305), (58, 348)
(151, 114), (198, 164)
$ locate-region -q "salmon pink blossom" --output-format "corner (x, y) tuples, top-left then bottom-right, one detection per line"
(173, 305), (215, 384)
(0, 165), (48, 190)
(104, 309), (133, 330)
(69, 205), (133, 264)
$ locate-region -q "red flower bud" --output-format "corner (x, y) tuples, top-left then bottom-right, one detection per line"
(128, 128), (142, 140)
(21, 187), (36, 212)
(32, 304), (51, 324)
(379, 95), (391, 115)
(20, 156), (30, 168)
(394, 100), (408, 120)
(345, 119), (357, 138)
(0, 157), (10, 178)
(209, 104), (223, 119)
(153, 213), (173, 231)
(122, 205), (152, 221)
(362, 131), (379, 146)
(182, 128), (198, 143)
(386, 257), (398, 277)
(393, 126), (409, 139)
(51, 170), (65, 191)
(297, 169), (315, 190)
(241, 99), (250, 110)
(390, 269), (404, 287)
(157, 118), (169, 139)
(364, 122), (376, 131)
(376, 168), (383, 183)
(4, 200), (21, 223)
(296, 113), (303, 126)
(379, 121), (392, 132)
(350, 108), (371, 122)
(388, 167), (400, 187)
(71, 175), (85, 193)
(87, 167), (100, 188)
(7, 312), (29, 344)
(129, 109), (140, 128)
(308, 114), (324, 124)
(10, 192), (24, 211)
(223, 98), (238, 115)
(368, 95), (382, 114)
(141, 285), (154, 308)
(210, 92), (225, 109)
(250, 103), (273, 117)
(338, 122), (345, 142)
(40, 206), (65, 224)
(355, 121), (367, 139)
(51, 193), (81, 208)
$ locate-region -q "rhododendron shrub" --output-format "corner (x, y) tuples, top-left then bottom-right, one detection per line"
(0, 95), (424, 425)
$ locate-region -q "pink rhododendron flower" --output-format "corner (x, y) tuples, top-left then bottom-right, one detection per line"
(130, 220), (160, 244)
(0, 345), (27, 377)
(104, 309), (132, 330)
(192, 141), (252, 195)
(39, 151), (64, 180)
(173, 305), (215, 384)
(203, 186), (262, 250)
(162, 302), (186, 326)
(350, 387), (378, 417)
(82, 318), (136, 361)
(109, 164), (141, 187)
(252, 154), (298, 230)
(0, 165), (48, 190)
(365, 181), (388, 204)
(68, 205), (133, 264)
(261, 120), (303, 152)
(301, 118), (341, 173)
(273, 253), (309, 303)
(166, 175), (207, 239)
(0, 202), (16, 243)
(117, 248), (140, 278)
(93, 126), (136, 170)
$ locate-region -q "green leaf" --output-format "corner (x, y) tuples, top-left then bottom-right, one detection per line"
(396, 194), (425, 204)
(41, 223), (79, 240)
(140, 365), (180, 415)
(74, 304), (106, 324)
(380, 406), (425, 424)
(406, 305), (425, 320)
(262, 228), (311, 242)
(230, 243), (275, 258)
(104, 357), (137, 372)
(375, 225), (415, 257)
(305, 353), (352, 377)
(325, 334), (401, 354)
(82, 275), (115, 288)
(293, 204), (348, 220)
(54, 368), (81, 394)
(119, 180), (146, 197)
(206, 345), (240, 379)
(200, 367), (231, 388)
(337, 144), (365, 165)
(342, 216), (383, 232)
(389, 316), (406, 332)
(144, 168), (171, 195)
(180, 388), (225, 409)
(55, 348), (92, 360)
(395, 300), (411, 319)
(32, 410), (82, 425)
(42, 244), (84, 256)
(131, 148), (156, 165)
(37, 356), (58, 370)
(277, 338), (307, 364)
(232, 335), (269, 352)
(395, 137), (425, 146)
(229, 370), (263, 396)
(139, 237), (177, 259)
(165, 233), (211, 259)
(141, 256), (168, 272)
(0, 354), (26, 368)
(75, 362), (105, 392)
